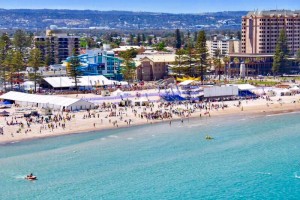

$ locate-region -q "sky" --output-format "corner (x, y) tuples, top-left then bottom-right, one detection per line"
(0, 0), (299, 13)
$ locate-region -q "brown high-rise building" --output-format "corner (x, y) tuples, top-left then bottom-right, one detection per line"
(241, 10), (300, 55)
(34, 25), (80, 64)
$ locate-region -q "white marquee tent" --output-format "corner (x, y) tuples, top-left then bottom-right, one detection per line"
(43, 75), (128, 88)
(111, 89), (124, 96)
(0, 91), (95, 111)
(228, 84), (256, 91)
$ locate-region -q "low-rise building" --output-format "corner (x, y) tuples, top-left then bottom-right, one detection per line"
(136, 54), (176, 81)
(64, 46), (123, 80)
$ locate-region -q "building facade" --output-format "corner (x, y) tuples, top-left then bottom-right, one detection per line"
(64, 47), (123, 80)
(34, 26), (80, 64)
(207, 34), (241, 57)
(241, 10), (300, 55)
(136, 54), (176, 81)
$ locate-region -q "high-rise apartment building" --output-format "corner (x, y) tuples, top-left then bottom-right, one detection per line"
(34, 25), (80, 64)
(206, 34), (241, 57)
(241, 10), (300, 55)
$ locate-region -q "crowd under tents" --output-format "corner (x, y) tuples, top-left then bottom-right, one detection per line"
(0, 91), (95, 111)
(133, 97), (150, 106)
(42, 75), (128, 89)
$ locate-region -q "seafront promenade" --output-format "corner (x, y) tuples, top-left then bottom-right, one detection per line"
(1, 90), (300, 144)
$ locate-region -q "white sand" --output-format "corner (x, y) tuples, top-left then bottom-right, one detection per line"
(1, 93), (300, 144)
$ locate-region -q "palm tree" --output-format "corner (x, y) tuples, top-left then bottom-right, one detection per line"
(213, 48), (222, 80)
(244, 58), (251, 77)
(223, 56), (230, 77)
(255, 57), (263, 76)
(233, 57), (240, 76)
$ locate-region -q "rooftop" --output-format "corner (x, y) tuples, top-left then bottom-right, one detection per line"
(246, 10), (300, 17)
(142, 54), (176, 63)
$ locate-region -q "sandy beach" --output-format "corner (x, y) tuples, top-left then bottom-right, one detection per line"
(1, 93), (300, 144)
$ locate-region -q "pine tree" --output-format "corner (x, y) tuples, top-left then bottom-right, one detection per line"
(272, 29), (289, 75)
(3, 50), (14, 90)
(147, 36), (153, 46)
(174, 49), (189, 76)
(0, 33), (11, 91)
(137, 34), (141, 46)
(28, 48), (43, 93)
(195, 30), (208, 84)
(12, 50), (24, 90)
(119, 50), (136, 82)
(13, 29), (30, 54)
(67, 56), (82, 91)
(193, 32), (198, 42)
(142, 34), (146, 42)
(175, 29), (182, 49)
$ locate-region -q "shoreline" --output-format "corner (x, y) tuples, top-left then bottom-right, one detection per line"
(1, 98), (300, 145)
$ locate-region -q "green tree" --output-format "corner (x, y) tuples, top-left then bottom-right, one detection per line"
(128, 34), (134, 45)
(0, 33), (11, 91)
(213, 48), (222, 80)
(195, 30), (208, 84)
(12, 50), (24, 90)
(236, 31), (241, 40)
(119, 48), (138, 59)
(223, 56), (230, 77)
(67, 56), (82, 91)
(174, 49), (188, 76)
(142, 34), (146, 43)
(147, 36), (153, 46)
(13, 29), (30, 54)
(244, 58), (251, 77)
(3, 50), (15, 90)
(28, 48), (43, 93)
(193, 32), (198, 42)
(137, 34), (141, 45)
(155, 42), (166, 51)
(272, 29), (289, 75)
(175, 29), (182, 49)
(119, 50), (136, 82)
(296, 49), (300, 63)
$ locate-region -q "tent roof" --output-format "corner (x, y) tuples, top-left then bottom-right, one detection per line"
(0, 91), (94, 107)
(178, 80), (195, 86)
(281, 88), (291, 92)
(43, 75), (128, 88)
(111, 89), (124, 96)
(290, 86), (300, 90)
(228, 84), (256, 91)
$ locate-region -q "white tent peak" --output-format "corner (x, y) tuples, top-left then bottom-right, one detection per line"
(0, 91), (95, 111)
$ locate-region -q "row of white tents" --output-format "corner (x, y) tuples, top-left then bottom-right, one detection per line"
(0, 91), (95, 111)
(252, 86), (300, 96)
(43, 75), (128, 89)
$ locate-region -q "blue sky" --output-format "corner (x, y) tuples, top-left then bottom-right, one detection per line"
(0, 0), (299, 13)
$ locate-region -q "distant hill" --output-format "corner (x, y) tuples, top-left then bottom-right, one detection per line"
(0, 9), (247, 30)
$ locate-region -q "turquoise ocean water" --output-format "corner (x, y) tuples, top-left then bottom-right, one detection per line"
(0, 112), (300, 199)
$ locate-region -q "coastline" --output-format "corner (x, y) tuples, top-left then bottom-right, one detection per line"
(1, 96), (300, 145)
